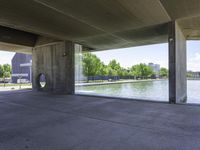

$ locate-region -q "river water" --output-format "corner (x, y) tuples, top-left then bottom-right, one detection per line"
(76, 80), (200, 104)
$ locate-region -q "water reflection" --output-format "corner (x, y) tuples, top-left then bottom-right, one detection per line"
(76, 80), (168, 101)
(76, 80), (200, 103)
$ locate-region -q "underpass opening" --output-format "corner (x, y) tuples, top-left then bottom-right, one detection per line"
(75, 43), (169, 102)
(0, 50), (32, 92)
(187, 40), (200, 104)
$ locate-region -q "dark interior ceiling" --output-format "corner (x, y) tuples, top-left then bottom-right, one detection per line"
(0, 0), (200, 52)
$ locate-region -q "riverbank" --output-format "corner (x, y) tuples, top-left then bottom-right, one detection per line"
(75, 79), (166, 86)
(76, 80), (200, 104)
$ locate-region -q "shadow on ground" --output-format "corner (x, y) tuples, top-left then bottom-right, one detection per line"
(0, 90), (200, 150)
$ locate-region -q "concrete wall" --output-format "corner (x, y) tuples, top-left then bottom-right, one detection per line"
(169, 21), (187, 103)
(32, 40), (76, 94)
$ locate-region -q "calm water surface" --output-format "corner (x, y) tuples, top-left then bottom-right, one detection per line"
(76, 80), (200, 104)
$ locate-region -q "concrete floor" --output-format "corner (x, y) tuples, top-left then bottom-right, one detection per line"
(0, 91), (200, 150)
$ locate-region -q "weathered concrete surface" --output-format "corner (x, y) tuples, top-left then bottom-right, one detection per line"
(0, 91), (200, 150)
(32, 38), (75, 94)
(160, 0), (200, 20)
(178, 16), (200, 40)
(169, 21), (187, 103)
(0, 0), (171, 50)
(0, 0), (200, 50)
(0, 26), (37, 47)
(0, 25), (37, 53)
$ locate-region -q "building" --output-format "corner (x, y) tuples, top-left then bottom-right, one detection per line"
(187, 71), (200, 78)
(11, 53), (32, 83)
(148, 63), (160, 73)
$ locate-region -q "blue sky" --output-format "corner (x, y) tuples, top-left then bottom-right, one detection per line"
(0, 51), (15, 65)
(1, 40), (200, 71)
(186, 41), (200, 71)
(92, 41), (200, 71)
(93, 43), (168, 69)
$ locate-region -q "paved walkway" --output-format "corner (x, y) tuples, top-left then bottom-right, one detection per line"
(0, 85), (32, 91)
(75, 79), (164, 86)
(0, 91), (200, 150)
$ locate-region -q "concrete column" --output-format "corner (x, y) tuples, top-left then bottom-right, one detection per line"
(169, 21), (187, 103)
(32, 37), (76, 94)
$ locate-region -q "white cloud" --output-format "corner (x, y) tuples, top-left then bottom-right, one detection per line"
(187, 52), (200, 71)
(0, 51), (15, 65)
(0, 57), (12, 65)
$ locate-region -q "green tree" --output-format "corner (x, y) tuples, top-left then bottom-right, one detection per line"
(131, 65), (141, 77)
(106, 66), (118, 76)
(143, 65), (154, 78)
(187, 71), (193, 78)
(131, 63), (154, 79)
(3, 64), (12, 78)
(108, 60), (120, 70)
(159, 68), (168, 78)
(0, 64), (12, 87)
(120, 68), (130, 77)
(107, 59), (122, 76)
(0, 64), (11, 78)
(0, 65), (4, 78)
(82, 52), (102, 81)
(97, 63), (107, 76)
(3, 71), (11, 78)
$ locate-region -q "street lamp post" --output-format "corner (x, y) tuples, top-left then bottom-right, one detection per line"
(18, 75), (22, 89)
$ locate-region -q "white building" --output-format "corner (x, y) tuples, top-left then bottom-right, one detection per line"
(148, 63), (160, 74)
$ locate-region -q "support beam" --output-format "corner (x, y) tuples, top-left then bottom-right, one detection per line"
(0, 25), (37, 53)
(169, 21), (187, 103)
(0, 25), (37, 47)
(32, 38), (76, 94)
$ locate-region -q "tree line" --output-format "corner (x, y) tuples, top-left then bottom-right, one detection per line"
(0, 64), (12, 78)
(82, 52), (168, 81)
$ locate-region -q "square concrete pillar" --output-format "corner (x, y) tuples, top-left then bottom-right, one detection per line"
(168, 21), (187, 103)
(32, 39), (77, 94)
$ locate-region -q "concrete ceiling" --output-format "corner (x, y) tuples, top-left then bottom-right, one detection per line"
(178, 16), (200, 40)
(160, 0), (200, 40)
(0, 42), (32, 54)
(0, 0), (200, 52)
(160, 0), (200, 20)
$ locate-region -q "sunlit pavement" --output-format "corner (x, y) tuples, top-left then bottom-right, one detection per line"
(0, 85), (32, 91)
(0, 90), (200, 150)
